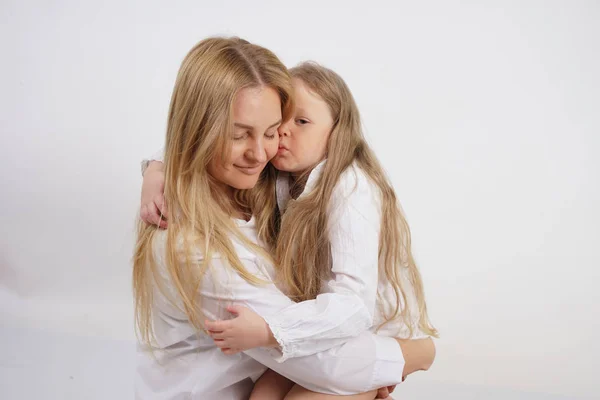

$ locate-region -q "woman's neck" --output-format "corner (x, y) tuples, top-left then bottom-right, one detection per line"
(212, 183), (250, 221)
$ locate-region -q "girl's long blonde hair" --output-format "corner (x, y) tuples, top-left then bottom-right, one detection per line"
(133, 37), (293, 346)
(267, 62), (437, 338)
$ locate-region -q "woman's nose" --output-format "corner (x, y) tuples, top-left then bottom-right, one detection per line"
(247, 140), (267, 163)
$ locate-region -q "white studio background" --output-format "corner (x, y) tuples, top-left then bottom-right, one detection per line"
(1, 1), (598, 399)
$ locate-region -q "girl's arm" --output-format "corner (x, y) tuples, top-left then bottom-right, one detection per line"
(151, 242), (405, 395)
(207, 169), (384, 360)
(140, 149), (167, 228)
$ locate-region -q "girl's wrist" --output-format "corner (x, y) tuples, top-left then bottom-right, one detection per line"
(265, 322), (279, 348)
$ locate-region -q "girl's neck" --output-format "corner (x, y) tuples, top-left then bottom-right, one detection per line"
(289, 170), (311, 200)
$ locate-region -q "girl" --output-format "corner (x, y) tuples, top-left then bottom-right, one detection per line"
(209, 63), (438, 399)
(135, 38), (428, 400)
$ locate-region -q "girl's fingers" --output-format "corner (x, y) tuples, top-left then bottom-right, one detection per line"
(208, 331), (227, 340)
(205, 319), (231, 331)
(221, 347), (240, 355)
(214, 339), (230, 348)
(145, 202), (163, 227)
(154, 195), (169, 219)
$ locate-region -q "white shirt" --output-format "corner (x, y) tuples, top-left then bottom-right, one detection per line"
(135, 216), (405, 400)
(267, 160), (430, 353)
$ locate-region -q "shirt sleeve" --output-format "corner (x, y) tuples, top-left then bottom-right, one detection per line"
(149, 201), (404, 395)
(189, 253), (404, 395)
(246, 332), (404, 395)
(262, 168), (382, 360)
(140, 148), (165, 176)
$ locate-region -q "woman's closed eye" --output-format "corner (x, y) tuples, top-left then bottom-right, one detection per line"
(265, 127), (279, 139)
(233, 132), (249, 141)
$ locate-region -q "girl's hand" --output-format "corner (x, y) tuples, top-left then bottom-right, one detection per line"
(140, 161), (167, 229)
(205, 305), (278, 355)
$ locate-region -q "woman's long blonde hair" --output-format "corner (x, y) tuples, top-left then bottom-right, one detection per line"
(267, 62), (437, 338)
(133, 37), (293, 346)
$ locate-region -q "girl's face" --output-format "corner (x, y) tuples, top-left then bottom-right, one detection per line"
(271, 78), (333, 175)
(207, 86), (282, 190)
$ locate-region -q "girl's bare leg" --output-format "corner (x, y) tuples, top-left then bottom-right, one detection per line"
(284, 385), (377, 400)
(249, 369), (295, 400)
(396, 337), (436, 378)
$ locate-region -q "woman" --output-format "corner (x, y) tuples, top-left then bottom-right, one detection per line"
(134, 37), (428, 400)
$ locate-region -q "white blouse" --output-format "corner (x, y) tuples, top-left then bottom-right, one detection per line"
(135, 217), (405, 399)
(267, 160), (430, 357)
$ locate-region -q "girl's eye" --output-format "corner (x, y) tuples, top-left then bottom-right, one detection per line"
(295, 118), (309, 125)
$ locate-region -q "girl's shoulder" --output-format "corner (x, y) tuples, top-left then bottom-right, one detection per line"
(327, 163), (382, 229)
(332, 162), (380, 205)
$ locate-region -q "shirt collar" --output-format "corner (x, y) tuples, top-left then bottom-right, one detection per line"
(276, 159), (327, 212)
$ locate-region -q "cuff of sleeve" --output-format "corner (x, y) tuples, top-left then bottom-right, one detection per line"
(141, 159), (151, 176)
(370, 336), (405, 389)
(141, 156), (163, 176)
(263, 315), (297, 363)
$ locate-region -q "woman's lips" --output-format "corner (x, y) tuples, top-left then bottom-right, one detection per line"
(235, 164), (263, 175)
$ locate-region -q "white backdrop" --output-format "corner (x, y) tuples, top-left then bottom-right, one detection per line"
(1, 1), (598, 399)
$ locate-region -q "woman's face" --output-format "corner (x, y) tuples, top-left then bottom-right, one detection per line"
(271, 78), (333, 175)
(208, 86), (282, 190)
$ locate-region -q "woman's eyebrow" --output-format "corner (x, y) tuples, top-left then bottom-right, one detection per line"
(267, 119), (282, 129)
(234, 119), (282, 131)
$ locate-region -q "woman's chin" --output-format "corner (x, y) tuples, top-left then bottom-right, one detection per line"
(229, 176), (261, 190)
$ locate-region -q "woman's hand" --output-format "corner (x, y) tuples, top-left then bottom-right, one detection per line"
(205, 305), (278, 355)
(140, 161), (168, 229)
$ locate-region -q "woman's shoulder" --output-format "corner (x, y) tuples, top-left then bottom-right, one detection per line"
(150, 229), (249, 261)
(149, 228), (265, 285)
